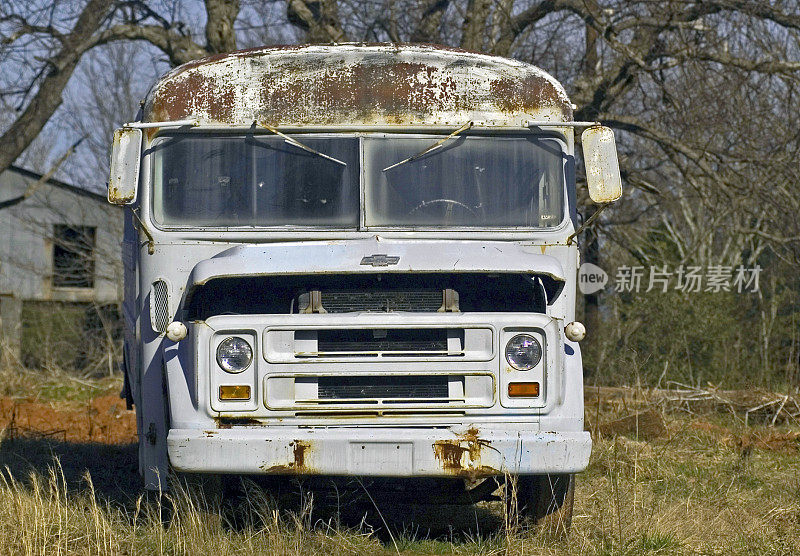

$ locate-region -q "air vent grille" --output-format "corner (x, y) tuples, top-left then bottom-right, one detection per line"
(323, 290), (443, 312)
(151, 280), (170, 333)
(297, 289), (459, 313)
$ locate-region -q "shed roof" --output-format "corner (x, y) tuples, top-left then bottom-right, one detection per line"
(0, 165), (108, 207)
(142, 44), (572, 128)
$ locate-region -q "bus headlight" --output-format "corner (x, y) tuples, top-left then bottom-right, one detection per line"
(505, 334), (542, 370)
(216, 337), (253, 373)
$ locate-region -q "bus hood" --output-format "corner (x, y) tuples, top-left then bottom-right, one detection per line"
(187, 238), (565, 302)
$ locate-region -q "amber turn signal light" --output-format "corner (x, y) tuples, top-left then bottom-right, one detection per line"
(219, 385), (251, 400)
(508, 382), (540, 397)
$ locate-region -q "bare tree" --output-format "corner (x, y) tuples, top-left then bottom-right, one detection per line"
(0, 0), (116, 177)
(2, 1), (798, 185)
(0, 0), (797, 384)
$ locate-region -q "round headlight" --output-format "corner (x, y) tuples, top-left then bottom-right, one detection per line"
(505, 334), (542, 370)
(216, 337), (253, 373)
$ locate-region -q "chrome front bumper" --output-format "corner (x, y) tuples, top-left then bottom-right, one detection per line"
(167, 425), (591, 477)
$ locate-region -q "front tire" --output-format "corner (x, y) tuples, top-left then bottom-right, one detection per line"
(511, 474), (575, 536)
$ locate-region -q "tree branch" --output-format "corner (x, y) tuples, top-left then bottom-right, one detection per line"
(704, 0), (800, 30)
(603, 115), (723, 181)
(286, 0), (347, 43)
(676, 51), (800, 74)
(0, 14), (65, 44)
(91, 24), (208, 66)
(0, 0), (114, 178)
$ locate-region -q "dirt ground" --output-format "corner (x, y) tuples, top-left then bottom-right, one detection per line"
(2, 387), (798, 460)
(0, 394), (137, 444)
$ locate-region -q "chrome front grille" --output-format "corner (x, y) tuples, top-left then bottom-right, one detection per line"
(264, 373), (495, 409)
(264, 325), (493, 363)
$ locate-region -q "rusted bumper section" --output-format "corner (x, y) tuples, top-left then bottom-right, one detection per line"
(167, 427), (591, 478)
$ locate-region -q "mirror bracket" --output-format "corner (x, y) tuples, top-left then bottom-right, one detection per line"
(566, 202), (611, 245)
(132, 208), (155, 255)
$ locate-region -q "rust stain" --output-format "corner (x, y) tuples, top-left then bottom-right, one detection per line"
(259, 440), (315, 475)
(449, 465), (501, 479)
(433, 426), (496, 479)
(433, 441), (470, 469)
(142, 44), (572, 128)
(291, 440), (311, 469)
(215, 417), (264, 427)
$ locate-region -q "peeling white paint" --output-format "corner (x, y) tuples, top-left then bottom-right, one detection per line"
(143, 44), (573, 128)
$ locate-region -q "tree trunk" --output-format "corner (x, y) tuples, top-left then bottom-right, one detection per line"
(460, 0), (492, 51)
(410, 0), (449, 43)
(581, 10), (602, 337)
(205, 0), (240, 54)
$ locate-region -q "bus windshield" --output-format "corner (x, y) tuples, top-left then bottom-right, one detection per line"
(150, 134), (566, 229)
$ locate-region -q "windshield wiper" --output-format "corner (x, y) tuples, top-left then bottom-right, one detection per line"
(382, 121), (473, 172)
(256, 121), (347, 166)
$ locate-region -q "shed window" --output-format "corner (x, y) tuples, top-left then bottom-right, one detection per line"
(52, 225), (95, 288)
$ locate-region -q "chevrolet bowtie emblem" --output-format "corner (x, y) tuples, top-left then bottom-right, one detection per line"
(360, 254), (400, 267)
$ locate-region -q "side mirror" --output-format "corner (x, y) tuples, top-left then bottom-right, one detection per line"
(108, 128), (142, 205)
(581, 125), (623, 204)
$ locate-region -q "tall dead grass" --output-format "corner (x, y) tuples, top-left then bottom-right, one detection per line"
(0, 420), (797, 556)
(0, 461), (387, 556)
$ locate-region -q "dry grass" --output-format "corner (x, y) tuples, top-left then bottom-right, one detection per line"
(0, 373), (797, 555)
(0, 414), (796, 554)
(0, 362), (120, 404)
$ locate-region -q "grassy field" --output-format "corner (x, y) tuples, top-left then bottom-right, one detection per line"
(0, 370), (798, 555)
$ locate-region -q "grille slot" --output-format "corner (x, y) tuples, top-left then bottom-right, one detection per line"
(267, 326), (491, 363)
(150, 280), (170, 333)
(317, 376), (449, 400)
(265, 373), (494, 409)
(317, 329), (449, 354)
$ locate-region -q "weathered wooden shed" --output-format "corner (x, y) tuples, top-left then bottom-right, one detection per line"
(0, 165), (122, 365)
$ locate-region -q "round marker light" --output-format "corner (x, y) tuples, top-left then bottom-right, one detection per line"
(216, 337), (253, 373)
(505, 334), (542, 370)
(565, 321), (586, 342)
(166, 321), (187, 342)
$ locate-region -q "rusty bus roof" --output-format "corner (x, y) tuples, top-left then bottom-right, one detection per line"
(142, 43), (573, 128)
